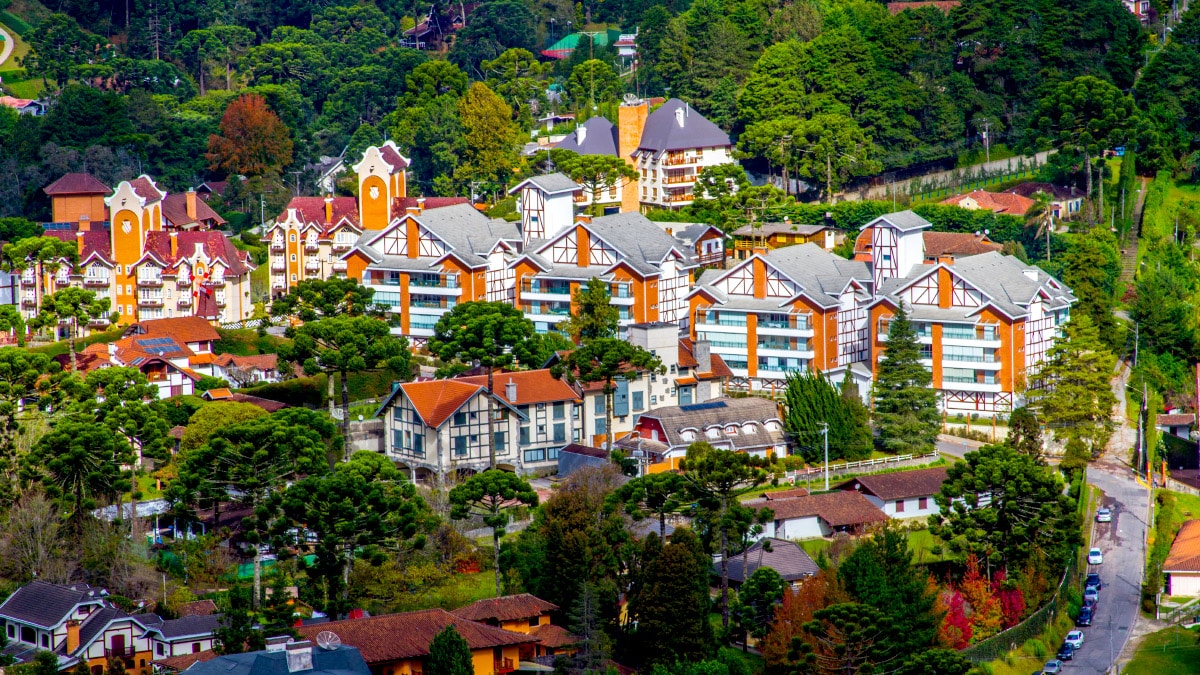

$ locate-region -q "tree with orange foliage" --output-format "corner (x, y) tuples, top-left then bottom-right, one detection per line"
(206, 93), (294, 177)
(761, 569), (838, 671)
(960, 554), (1002, 642)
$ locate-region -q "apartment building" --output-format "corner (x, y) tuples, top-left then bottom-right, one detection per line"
(343, 203), (520, 342)
(552, 98), (736, 212)
(267, 196), (361, 295)
(374, 369), (582, 480)
(510, 211), (697, 332)
(25, 174), (253, 327)
(689, 210), (1075, 414)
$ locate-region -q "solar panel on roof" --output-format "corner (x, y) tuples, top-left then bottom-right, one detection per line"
(679, 401), (728, 413)
(136, 337), (177, 349)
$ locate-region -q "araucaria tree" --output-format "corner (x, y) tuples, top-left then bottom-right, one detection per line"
(872, 303), (939, 454)
(270, 277), (385, 321)
(430, 302), (535, 468)
(32, 287), (110, 372)
(559, 153), (638, 215)
(449, 469), (538, 596)
(929, 443), (1080, 574)
(551, 338), (662, 448)
(1, 237), (79, 325)
(1027, 313), (1116, 456)
(679, 442), (769, 630)
(279, 315), (411, 440)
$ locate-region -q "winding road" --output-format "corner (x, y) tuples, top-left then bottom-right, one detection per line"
(0, 25), (14, 71)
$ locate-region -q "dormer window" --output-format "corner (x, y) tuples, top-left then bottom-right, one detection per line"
(706, 428), (720, 440)
(725, 424), (738, 436)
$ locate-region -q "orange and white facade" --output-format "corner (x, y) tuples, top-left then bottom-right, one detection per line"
(24, 175), (253, 327)
(510, 211), (697, 333)
(689, 210), (1075, 414)
(267, 196), (362, 294)
(342, 203), (521, 342)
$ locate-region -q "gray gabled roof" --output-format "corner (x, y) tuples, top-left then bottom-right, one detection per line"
(508, 172), (581, 195)
(354, 203), (520, 269)
(717, 538), (819, 584)
(758, 243), (873, 308)
(637, 99), (731, 153)
(0, 581), (106, 629)
(863, 210), (932, 232)
(185, 645), (371, 675)
(583, 212), (697, 275)
(158, 614), (224, 639)
(634, 397), (784, 451)
(554, 116), (619, 156)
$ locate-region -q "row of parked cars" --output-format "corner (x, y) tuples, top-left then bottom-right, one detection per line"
(1040, 509), (1110, 674)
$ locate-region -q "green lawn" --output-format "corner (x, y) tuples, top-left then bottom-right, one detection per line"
(796, 529), (949, 565)
(1159, 490), (1200, 536)
(1125, 626), (1200, 675)
(391, 571), (497, 612)
(214, 328), (289, 356)
(27, 327), (124, 358)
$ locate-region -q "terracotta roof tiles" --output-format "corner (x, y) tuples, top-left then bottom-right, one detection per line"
(131, 316), (220, 344)
(746, 491), (887, 528)
(130, 176), (166, 203)
(458, 370), (580, 407)
(43, 173), (110, 196)
(1157, 414), (1195, 427)
(528, 624), (579, 648)
(836, 467), (948, 501)
(1165, 520), (1200, 572)
(398, 380), (485, 428)
(391, 197), (472, 219)
(294, 609), (538, 664)
(162, 192), (227, 228)
(451, 594), (558, 623)
(277, 197), (360, 229)
(921, 232), (1003, 258)
(142, 230), (250, 276)
(940, 190), (1035, 216)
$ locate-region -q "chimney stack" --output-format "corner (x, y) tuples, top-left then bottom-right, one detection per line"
(186, 188), (197, 220)
(66, 620), (80, 654)
(324, 195), (334, 224)
(75, 231), (85, 257)
(694, 340), (712, 374)
(416, 197), (426, 212)
(577, 124), (587, 145)
(170, 231), (179, 259)
(266, 636), (291, 653)
(78, 216), (91, 232)
(285, 640), (314, 673)
(506, 379), (517, 403)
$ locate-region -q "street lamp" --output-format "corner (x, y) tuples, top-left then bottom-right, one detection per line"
(820, 422), (830, 490)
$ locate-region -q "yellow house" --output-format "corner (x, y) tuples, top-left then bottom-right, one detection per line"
(451, 594), (579, 659)
(296, 609), (535, 675)
(728, 221), (835, 260)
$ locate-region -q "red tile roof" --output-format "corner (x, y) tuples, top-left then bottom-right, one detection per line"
(746, 491), (887, 528)
(277, 196), (360, 229)
(1166, 520), (1200, 572)
(1157, 414), (1195, 427)
(130, 176), (166, 203)
(836, 467), (948, 501)
(458, 370), (580, 407)
(131, 316), (221, 344)
(922, 232), (1003, 258)
(154, 650), (218, 672)
(678, 338), (734, 380)
(391, 197), (470, 219)
(226, 393), (289, 412)
(203, 388), (234, 399)
(43, 173), (110, 196)
(451, 594), (558, 623)
(379, 144), (411, 171)
(214, 353), (279, 371)
(762, 488), (810, 500)
(178, 599), (218, 616)
(399, 380), (485, 428)
(940, 190), (1035, 216)
(44, 229), (112, 261)
(528, 624), (579, 648)
(162, 192), (227, 228)
(294, 609), (538, 664)
(142, 230), (251, 275)
(168, 425), (187, 440)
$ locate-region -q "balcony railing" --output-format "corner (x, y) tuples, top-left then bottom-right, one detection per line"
(305, 259), (321, 270)
(216, 296), (227, 307)
(178, 276), (192, 286)
(611, 283), (632, 299)
(521, 304), (571, 317)
(84, 277), (109, 287)
(495, 658), (515, 674)
(104, 647), (135, 659)
(271, 260), (286, 271)
(138, 297), (164, 307)
(332, 261), (348, 272)
(332, 241), (352, 251)
(88, 318), (110, 327)
(574, 193), (589, 203)
(663, 154), (699, 166)
(271, 241), (285, 251)
(411, 273), (460, 289)
(521, 281), (571, 295)
(21, 296), (37, 307)
(211, 275), (225, 285)
(305, 241), (319, 252)
(20, 274), (35, 286)
(410, 298), (453, 310)
(55, 276), (70, 286)
(178, 296), (193, 307)
(665, 173), (696, 184)
(137, 276), (163, 286)
(665, 192), (694, 203)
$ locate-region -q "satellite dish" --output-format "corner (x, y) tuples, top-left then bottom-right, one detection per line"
(315, 632), (342, 651)
(622, 93), (640, 105)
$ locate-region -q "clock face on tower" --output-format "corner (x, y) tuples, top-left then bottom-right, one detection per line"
(121, 221), (132, 234)
(369, 186), (380, 200)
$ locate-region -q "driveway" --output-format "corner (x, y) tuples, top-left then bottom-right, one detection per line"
(0, 25), (13, 70)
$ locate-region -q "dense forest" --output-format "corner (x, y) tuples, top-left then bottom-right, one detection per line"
(0, 0), (1193, 223)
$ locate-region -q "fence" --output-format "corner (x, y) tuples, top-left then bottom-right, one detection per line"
(782, 451), (940, 483)
(219, 318), (268, 330)
(961, 551), (1081, 662)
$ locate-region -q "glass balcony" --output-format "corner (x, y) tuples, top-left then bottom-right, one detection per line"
(411, 273), (460, 288)
(521, 280), (571, 295)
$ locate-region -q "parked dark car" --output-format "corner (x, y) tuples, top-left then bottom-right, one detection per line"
(1057, 643), (1074, 661)
(1076, 606), (1094, 626)
(1086, 573), (1102, 591)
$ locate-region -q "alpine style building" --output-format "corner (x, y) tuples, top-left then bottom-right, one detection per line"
(689, 211), (1074, 414)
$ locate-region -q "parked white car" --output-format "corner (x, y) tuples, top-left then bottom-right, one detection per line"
(1096, 507), (1112, 523)
(1088, 547), (1104, 565)
(1064, 630), (1085, 649)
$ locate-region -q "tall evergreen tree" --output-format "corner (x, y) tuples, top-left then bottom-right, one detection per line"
(628, 527), (713, 666)
(1027, 313), (1117, 456)
(783, 370), (872, 462)
(1005, 406), (1044, 462)
(559, 277), (620, 342)
(426, 626), (474, 675)
(837, 524), (938, 654)
(872, 303), (939, 454)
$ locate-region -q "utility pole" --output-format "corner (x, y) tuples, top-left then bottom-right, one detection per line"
(779, 134), (792, 196)
(820, 422), (830, 491)
(982, 118), (990, 163)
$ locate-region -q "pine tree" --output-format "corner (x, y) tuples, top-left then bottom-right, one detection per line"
(629, 527), (714, 666)
(872, 303), (940, 454)
(783, 369), (872, 462)
(1027, 313), (1117, 456)
(558, 278), (619, 342)
(260, 572), (297, 636)
(1005, 406), (1044, 462)
(426, 626), (474, 675)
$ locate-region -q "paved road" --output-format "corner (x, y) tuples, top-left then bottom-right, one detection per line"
(0, 25), (13, 70)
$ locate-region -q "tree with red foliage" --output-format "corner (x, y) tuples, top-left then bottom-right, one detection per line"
(960, 554), (1002, 642)
(207, 93), (294, 177)
(937, 589), (971, 649)
(761, 569), (838, 671)
(992, 570), (1026, 629)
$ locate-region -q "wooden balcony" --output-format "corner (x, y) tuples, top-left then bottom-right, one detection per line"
(664, 173), (696, 185)
(663, 154), (699, 166)
(665, 192), (694, 203)
(494, 658), (515, 674)
(137, 277), (163, 287)
(83, 277), (110, 287)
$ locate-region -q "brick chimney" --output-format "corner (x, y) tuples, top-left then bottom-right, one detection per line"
(324, 195), (334, 224)
(66, 620), (80, 654)
(78, 216), (91, 232)
(186, 188), (197, 219)
(694, 340), (712, 374)
(75, 231), (85, 257)
(170, 231), (179, 259)
(416, 197), (426, 212)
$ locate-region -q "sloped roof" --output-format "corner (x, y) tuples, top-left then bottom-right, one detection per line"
(633, 397), (784, 451)
(44, 229), (112, 261)
(528, 624), (580, 648)
(940, 190), (1035, 216)
(677, 338), (734, 380)
(278, 196), (360, 229)
(735, 243), (873, 309)
(581, 212), (697, 276)
(130, 316), (220, 343)
(637, 99), (731, 153)
(162, 192), (227, 228)
(1007, 182), (1085, 201)
(391, 197), (471, 218)
(1167, 520), (1200, 572)
(203, 387), (234, 400)
(130, 176), (166, 203)
(385, 380), (484, 428)
(509, 173), (581, 195)
(451, 594), (558, 623)
(921, 232), (1003, 258)
(294, 609), (538, 664)
(761, 488), (810, 500)
(862, 210), (931, 233)
(554, 116), (619, 156)
(0, 581), (106, 628)
(730, 222), (829, 238)
(458, 369), (580, 406)
(718, 538), (819, 583)
(142, 230), (251, 276)
(747, 491), (888, 527)
(1157, 414), (1195, 427)
(186, 644), (371, 675)
(157, 614), (223, 639)
(215, 353), (279, 371)
(44, 173), (110, 196)
(155, 650), (219, 672)
(836, 467), (948, 501)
